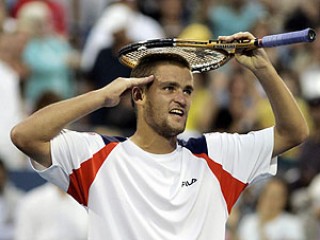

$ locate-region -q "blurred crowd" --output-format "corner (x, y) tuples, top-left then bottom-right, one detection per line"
(0, 0), (320, 239)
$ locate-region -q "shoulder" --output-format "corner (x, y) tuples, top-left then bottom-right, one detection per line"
(204, 128), (274, 147)
(177, 130), (270, 155)
(51, 130), (127, 162)
(178, 135), (208, 155)
(53, 129), (125, 145)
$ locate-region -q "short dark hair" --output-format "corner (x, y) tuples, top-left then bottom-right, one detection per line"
(130, 53), (191, 78)
(129, 53), (191, 108)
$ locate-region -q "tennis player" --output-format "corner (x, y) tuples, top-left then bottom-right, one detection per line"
(11, 32), (308, 239)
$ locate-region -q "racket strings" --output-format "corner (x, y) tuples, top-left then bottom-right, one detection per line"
(121, 47), (230, 73)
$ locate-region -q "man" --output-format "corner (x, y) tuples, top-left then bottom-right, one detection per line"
(11, 32), (308, 239)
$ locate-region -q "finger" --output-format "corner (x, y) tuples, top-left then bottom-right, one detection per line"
(140, 75), (155, 84)
(124, 75), (155, 87)
(218, 32), (255, 41)
(232, 32), (255, 40)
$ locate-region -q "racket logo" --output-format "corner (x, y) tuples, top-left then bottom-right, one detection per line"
(209, 39), (252, 44)
(209, 39), (253, 50)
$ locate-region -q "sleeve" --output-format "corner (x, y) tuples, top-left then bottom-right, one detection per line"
(204, 127), (277, 184)
(30, 129), (106, 192)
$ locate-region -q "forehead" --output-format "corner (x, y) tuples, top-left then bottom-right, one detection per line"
(153, 62), (193, 85)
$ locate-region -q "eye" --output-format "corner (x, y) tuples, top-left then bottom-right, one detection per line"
(183, 88), (193, 96)
(163, 86), (175, 92)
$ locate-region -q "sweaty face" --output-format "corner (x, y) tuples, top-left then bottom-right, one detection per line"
(142, 63), (194, 138)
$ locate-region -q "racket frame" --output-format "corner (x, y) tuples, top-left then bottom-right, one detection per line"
(118, 28), (316, 73)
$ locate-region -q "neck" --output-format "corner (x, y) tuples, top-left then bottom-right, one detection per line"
(130, 127), (177, 154)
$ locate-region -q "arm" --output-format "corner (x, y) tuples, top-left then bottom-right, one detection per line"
(11, 76), (154, 168)
(219, 32), (309, 157)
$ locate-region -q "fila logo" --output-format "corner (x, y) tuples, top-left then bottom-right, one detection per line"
(181, 178), (197, 187)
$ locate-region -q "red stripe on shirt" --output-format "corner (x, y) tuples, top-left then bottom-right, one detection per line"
(67, 142), (118, 206)
(195, 153), (247, 213)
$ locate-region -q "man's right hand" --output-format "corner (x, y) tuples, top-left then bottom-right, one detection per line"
(101, 75), (154, 107)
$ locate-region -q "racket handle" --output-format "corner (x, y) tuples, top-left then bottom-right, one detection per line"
(259, 28), (316, 48)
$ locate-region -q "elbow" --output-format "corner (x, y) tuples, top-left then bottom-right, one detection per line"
(11, 124), (52, 168)
(275, 122), (310, 151)
(11, 125), (22, 149)
(290, 123), (310, 147)
(10, 124), (30, 152)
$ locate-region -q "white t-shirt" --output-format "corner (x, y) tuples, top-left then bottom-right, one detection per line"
(33, 127), (276, 240)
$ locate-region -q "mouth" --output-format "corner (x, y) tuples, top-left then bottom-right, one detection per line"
(169, 108), (185, 117)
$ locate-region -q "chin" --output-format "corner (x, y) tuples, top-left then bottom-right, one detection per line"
(162, 126), (186, 138)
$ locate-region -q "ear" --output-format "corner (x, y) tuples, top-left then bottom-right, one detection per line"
(131, 87), (145, 105)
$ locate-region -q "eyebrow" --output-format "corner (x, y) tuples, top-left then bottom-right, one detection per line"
(159, 81), (194, 91)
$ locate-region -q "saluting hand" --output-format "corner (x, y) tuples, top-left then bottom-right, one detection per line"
(101, 75), (154, 107)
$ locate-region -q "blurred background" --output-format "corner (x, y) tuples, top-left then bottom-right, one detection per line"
(0, 0), (320, 239)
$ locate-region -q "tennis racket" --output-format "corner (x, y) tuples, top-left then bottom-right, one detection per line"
(118, 28), (316, 73)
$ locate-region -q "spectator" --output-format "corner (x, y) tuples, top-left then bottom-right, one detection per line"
(16, 1), (79, 111)
(0, 15), (28, 169)
(80, 0), (165, 73)
(156, 0), (187, 37)
(15, 183), (88, 240)
(77, 0), (112, 39)
(12, 0), (68, 36)
(238, 177), (305, 240)
(207, 0), (266, 36)
(48, 0), (112, 47)
(216, 68), (258, 134)
(0, 55), (26, 169)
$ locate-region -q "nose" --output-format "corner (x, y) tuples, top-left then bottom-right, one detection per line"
(173, 90), (188, 106)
